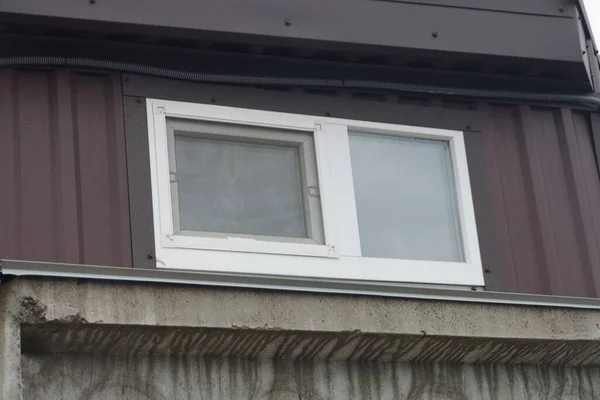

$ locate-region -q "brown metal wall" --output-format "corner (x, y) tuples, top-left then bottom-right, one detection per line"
(0, 69), (132, 267)
(2, 69), (600, 296)
(480, 105), (600, 297)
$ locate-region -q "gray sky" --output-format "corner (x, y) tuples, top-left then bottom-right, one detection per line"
(583, 0), (600, 40)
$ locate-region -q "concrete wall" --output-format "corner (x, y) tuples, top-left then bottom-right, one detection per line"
(4, 277), (600, 399)
(21, 354), (600, 400)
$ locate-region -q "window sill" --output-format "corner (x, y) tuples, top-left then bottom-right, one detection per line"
(156, 247), (484, 287)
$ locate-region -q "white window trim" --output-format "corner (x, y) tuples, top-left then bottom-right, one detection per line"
(147, 99), (484, 287)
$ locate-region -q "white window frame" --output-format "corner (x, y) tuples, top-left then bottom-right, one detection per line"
(147, 99), (484, 287)
(166, 118), (326, 248)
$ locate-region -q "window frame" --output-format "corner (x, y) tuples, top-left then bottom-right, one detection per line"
(147, 99), (484, 286)
(166, 118), (325, 246)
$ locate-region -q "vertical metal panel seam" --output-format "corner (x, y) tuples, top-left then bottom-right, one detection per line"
(121, 92), (139, 268)
(47, 70), (61, 262)
(555, 108), (600, 297)
(104, 73), (133, 267)
(53, 70), (81, 263)
(574, 112), (600, 296)
(18, 72), (56, 259)
(12, 71), (23, 258)
(493, 105), (542, 294)
(498, 105), (541, 294)
(116, 84), (140, 268)
(119, 77), (136, 268)
(115, 75), (134, 268)
(515, 105), (561, 294)
(70, 73), (86, 264)
(122, 95), (158, 269)
(481, 104), (518, 291)
(0, 70), (17, 258)
(103, 76), (123, 266)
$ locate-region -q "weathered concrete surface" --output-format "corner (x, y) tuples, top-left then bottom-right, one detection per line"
(5, 277), (600, 343)
(0, 282), (23, 400)
(4, 277), (600, 399)
(19, 324), (600, 365)
(21, 354), (600, 400)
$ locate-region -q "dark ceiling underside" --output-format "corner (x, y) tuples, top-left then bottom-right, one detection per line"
(0, 0), (597, 94)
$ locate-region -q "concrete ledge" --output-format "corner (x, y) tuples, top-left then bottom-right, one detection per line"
(1, 277), (599, 365)
(6, 277), (600, 399)
(19, 324), (600, 365)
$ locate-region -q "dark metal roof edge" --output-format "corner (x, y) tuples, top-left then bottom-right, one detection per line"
(2, 56), (600, 109)
(578, 0), (598, 50)
(3, 259), (600, 310)
(577, 0), (600, 91)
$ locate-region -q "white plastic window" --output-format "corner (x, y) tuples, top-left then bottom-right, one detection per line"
(147, 99), (483, 286)
(349, 132), (463, 262)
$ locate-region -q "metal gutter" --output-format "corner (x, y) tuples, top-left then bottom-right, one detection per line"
(3, 259), (600, 310)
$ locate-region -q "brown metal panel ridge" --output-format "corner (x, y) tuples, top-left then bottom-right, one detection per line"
(71, 73), (132, 267)
(16, 70), (57, 261)
(107, 74), (133, 268)
(0, 70), (18, 260)
(52, 70), (81, 264)
(480, 105), (543, 294)
(463, 127), (504, 291)
(512, 106), (558, 295)
(516, 106), (597, 297)
(556, 109), (600, 297)
(0, 69), (133, 267)
(571, 112), (600, 295)
(123, 96), (156, 269)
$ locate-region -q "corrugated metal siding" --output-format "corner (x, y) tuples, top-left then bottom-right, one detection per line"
(481, 105), (600, 297)
(0, 69), (132, 267)
(3, 69), (600, 296)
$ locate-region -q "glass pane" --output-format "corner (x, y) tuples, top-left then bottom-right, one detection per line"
(349, 132), (463, 262)
(174, 135), (307, 238)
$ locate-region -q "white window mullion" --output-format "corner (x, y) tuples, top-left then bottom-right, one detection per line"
(321, 123), (362, 257)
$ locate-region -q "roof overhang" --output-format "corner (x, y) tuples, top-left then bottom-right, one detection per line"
(0, 0), (594, 92)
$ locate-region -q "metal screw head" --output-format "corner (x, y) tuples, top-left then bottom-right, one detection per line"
(210, 97), (217, 103)
(484, 268), (491, 273)
(465, 125), (472, 130)
(147, 253), (154, 260)
(325, 111), (331, 117)
(89, 0), (96, 4)
(135, 98), (141, 104)
(432, 31), (439, 38)
(559, 6), (564, 12)
(284, 19), (291, 26)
